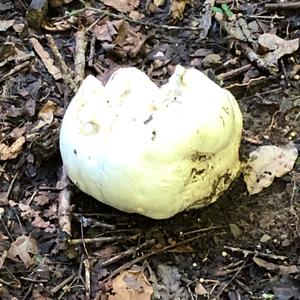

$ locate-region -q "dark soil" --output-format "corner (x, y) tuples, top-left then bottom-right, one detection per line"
(0, 0), (300, 299)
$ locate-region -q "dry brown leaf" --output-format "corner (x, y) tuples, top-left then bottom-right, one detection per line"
(170, 0), (188, 20)
(31, 215), (50, 228)
(18, 202), (51, 229)
(113, 21), (147, 57)
(30, 37), (62, 80)
(93, 23), (114, 42)
(253, 257), (299, 274)
(38, 100), (58, 124)
(0, 19), (14, 31)
(102, 0), (139, 13)
(195, 281), (208, 296)
(258, 33), (299, 72)
(0, 136), (25, 161)
(242, 142), (298, 194)
(7, 235), (38, 268)
(108, 269), (153, 300)
(223, 16), (254, 43)
(33, 193), (50, 206)
(259, 33), (299, 54)
(18, 202), (36, 218)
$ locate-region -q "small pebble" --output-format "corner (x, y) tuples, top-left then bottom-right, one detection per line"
(222, 251), (228, 257)
(260, 234), (271, 243)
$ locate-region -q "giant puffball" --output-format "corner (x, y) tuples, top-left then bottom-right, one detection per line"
(59, 65), (243, 219)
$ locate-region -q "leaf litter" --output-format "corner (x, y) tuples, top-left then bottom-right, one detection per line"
(0, 0), (300, 299)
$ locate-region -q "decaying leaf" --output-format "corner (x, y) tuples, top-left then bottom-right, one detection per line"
(108, 269), (153, 300)
(101, 0), (139, 13)
(0, 42), (33, 69)
(0, 136), (25, 161)
(92, 20), (146, 58)
(170, 0), (189, 20)
(31, 215), (51, 228)
(7, 235), (38, 268)
(33, 193), (50, 206)
(224, 16), (254, 43)
(258, 33), (299, 73)
(242, 142), (298, 194)
(38, 100), (58, 124)
(93, 21), (116, 42)
(195, 281), (208, 296)
(113, 21), (147, 58)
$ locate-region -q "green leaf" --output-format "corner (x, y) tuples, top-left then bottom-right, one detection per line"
(221, 3), (234, 17)
(212, 6), (223, 14)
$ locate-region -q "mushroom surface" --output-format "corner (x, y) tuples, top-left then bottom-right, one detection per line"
(59, 65), (243, 219)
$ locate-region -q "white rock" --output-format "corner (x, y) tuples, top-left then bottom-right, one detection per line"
(59, 65), (243, 219)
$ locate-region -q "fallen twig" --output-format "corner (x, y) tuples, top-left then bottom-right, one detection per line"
(224, 246), (287, 261)
(84, 259), (91, 299)
(265, 1), (300, 10)
(99, 239), (155, 267)
(217, 64), (252, 81)
(58, 167), (72, 237)
(46, 34), (77, 92)
(50, 273), (76, 295)
(180, 225), (223, 236)
(216, 258), (249, 298)
(74, 27), (87, 86)
(68, 236), (124, 245)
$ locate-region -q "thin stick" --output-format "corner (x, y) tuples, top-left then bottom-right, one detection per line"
(224, 246), (287, 261)
(99, 239), (155, 267)
(50, 273), (76, 294)
(58, 167), (72, 236)
(68, 236), (124, 245)
(74, 27), (87, 86)
(46, 34), (77, 92)
(84, 259), (91, 299)
(265, 1), (300, 10)
(217, 64), (252, 81)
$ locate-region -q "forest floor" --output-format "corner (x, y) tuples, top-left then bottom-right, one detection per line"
(0, 0), (300, 299)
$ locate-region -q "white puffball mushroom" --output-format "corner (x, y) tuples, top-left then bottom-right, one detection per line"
(59, 65), (243, 219)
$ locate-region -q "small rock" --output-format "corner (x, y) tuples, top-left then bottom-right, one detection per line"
(260, 234), (271, 243)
